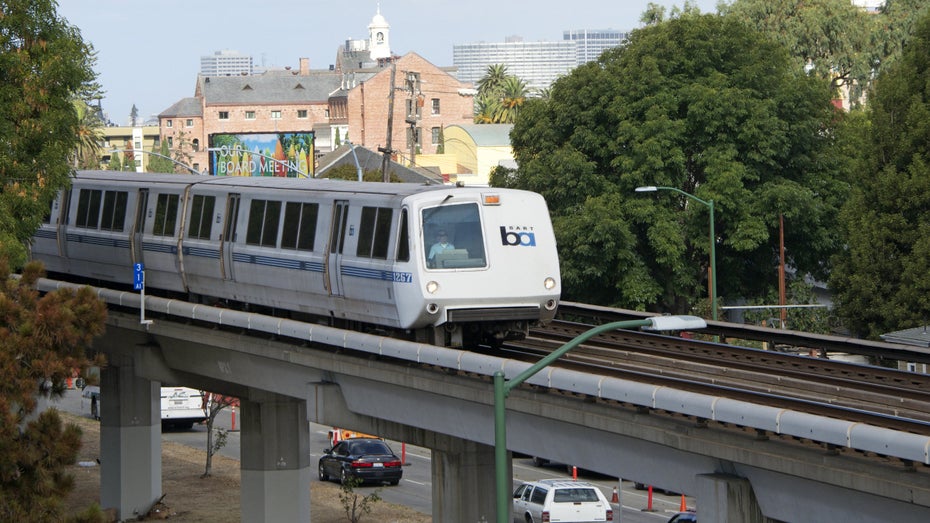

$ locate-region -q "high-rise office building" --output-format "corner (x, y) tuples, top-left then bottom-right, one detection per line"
(200, 49), (253, 77)
(453, 36), (577, 92)
(564, 29), (629, 64)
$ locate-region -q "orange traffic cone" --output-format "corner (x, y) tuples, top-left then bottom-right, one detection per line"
(611, 487), (619, 503)
(679, 494), (688, 512)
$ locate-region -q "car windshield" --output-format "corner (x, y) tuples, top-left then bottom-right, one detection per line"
(553, 488), (600, 502)
(349, 440), (391, 455)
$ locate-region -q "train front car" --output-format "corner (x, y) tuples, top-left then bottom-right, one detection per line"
(397, 187), (560, 347)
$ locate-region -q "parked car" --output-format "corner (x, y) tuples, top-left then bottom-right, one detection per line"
(667, 510), (697, 522)
(317, 437), (403, 486)
(513, 479), (613, 523)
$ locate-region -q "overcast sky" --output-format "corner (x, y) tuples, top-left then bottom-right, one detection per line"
(56, 0), (721, 125)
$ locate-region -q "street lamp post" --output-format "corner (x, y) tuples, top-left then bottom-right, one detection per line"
(344, 140), (364, 182)
(493, 315), (707, 523)
(635, 185), (717, 322)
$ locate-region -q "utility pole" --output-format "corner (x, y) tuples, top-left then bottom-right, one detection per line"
(405, 71), (421, 167)
(379, 61), (396, 182)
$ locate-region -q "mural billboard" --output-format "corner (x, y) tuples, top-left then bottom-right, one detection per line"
(209, 132), (314, 177)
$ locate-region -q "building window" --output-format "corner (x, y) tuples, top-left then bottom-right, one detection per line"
(219, 111), (229, 120)
(166, 120), (173, 128)
(245, 110), (255, 120)
(186, 119), (194, 127)
(167, 137), (173, 148)
(297, 109), (308, 118)
(324, 108), (330, 118)
(270, 110), (281, 119)
(431, 127), (441, 145)
(431, 98), (440, 115)
(192, 138), (200, 151)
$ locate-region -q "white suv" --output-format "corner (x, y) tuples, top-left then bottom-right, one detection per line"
(512, 479), (613, 523)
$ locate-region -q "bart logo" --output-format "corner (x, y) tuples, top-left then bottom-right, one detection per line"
(500, 227), (536, 247)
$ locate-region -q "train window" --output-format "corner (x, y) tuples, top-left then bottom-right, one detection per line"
(396, 209), (410, 262)
(75, 189), (102, 229)
(100, 191), (128, 232)
(246, 199), (282, 248)
(152, 193), (180, 237)
(281, 202), (318, 251)
(188, 195), (216, 240)
(43, 199), (55, 224)
(356, 206), (393, 259)
(422, 203), (487, 269)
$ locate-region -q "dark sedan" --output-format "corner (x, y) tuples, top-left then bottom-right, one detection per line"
(318, 437), (403, 486)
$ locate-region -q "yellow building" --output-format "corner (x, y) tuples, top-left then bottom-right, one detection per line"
(439, 124), (515, 185)
(99, 126), (162, 172)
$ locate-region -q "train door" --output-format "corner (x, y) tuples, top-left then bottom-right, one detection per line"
(55, 189), (71, 258)
(131, 188), (148, 264)
(324, 200), (349, 296)
(221, 193), (241, 281)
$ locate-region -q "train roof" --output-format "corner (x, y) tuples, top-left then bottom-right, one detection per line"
(71, 170), (459, 198)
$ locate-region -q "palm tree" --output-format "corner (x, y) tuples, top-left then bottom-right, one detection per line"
(72, 98), (103, 169)
(474, 94), (501, 124)
(476, 64), (509, 97)
(495, 76), (529, 123)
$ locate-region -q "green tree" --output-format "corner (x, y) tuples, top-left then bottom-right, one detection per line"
(0, 0), (98, 266)
(830, 12), (930, 339)
(723, 0), (879, 102)
(145, 140), (175, 173)
(874, 0), (930, 73)
(498, 14), (845, 314)
(129, 104), (139, 127)
(107, 151), (122, 171)
(435, 126), (445, 154)
(171, 130), (195, 174)
(0, 260), (108, 520)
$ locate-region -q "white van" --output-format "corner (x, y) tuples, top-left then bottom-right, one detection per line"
(513, 479), (613, 523)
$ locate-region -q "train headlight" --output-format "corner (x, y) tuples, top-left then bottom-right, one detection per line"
(426, 280), (439, 294)
(544, 277), (556, 290)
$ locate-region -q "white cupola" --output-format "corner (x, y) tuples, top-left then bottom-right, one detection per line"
(368, 4), (391, 60)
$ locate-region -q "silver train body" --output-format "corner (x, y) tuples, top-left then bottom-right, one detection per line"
(31, 171), (560, 347)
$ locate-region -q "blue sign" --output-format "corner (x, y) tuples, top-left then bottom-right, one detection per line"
(133, 263), (144, 291)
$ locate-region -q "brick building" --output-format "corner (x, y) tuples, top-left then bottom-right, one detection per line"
(157, 8), (475, 177)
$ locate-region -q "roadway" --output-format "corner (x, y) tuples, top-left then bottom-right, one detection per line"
(51, 387), (690, 522)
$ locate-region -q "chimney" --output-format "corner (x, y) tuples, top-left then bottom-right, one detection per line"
(300, 57), (310, 75)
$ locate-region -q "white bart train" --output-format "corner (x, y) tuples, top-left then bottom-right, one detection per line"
(31, 171), (560, 347)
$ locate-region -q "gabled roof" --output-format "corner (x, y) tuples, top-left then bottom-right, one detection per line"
(199, 72), (342, 105)
(881, 326), (930, 348)
(159, 97), (203, 118)
(316, 145), (442, 184)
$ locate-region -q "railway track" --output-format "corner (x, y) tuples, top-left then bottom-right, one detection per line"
(495, 312), (930, 436)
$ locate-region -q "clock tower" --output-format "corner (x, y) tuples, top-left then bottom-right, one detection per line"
(368, 5), (391, 60)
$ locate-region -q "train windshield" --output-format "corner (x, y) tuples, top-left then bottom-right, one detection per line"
(422, 203), (487, 269)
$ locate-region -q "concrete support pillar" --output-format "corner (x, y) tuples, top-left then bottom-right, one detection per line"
(694, 473), (765, 523)
(431, 436), (504, 523)
(99, 363), (161, 520)
(240, 392), (310, 522)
